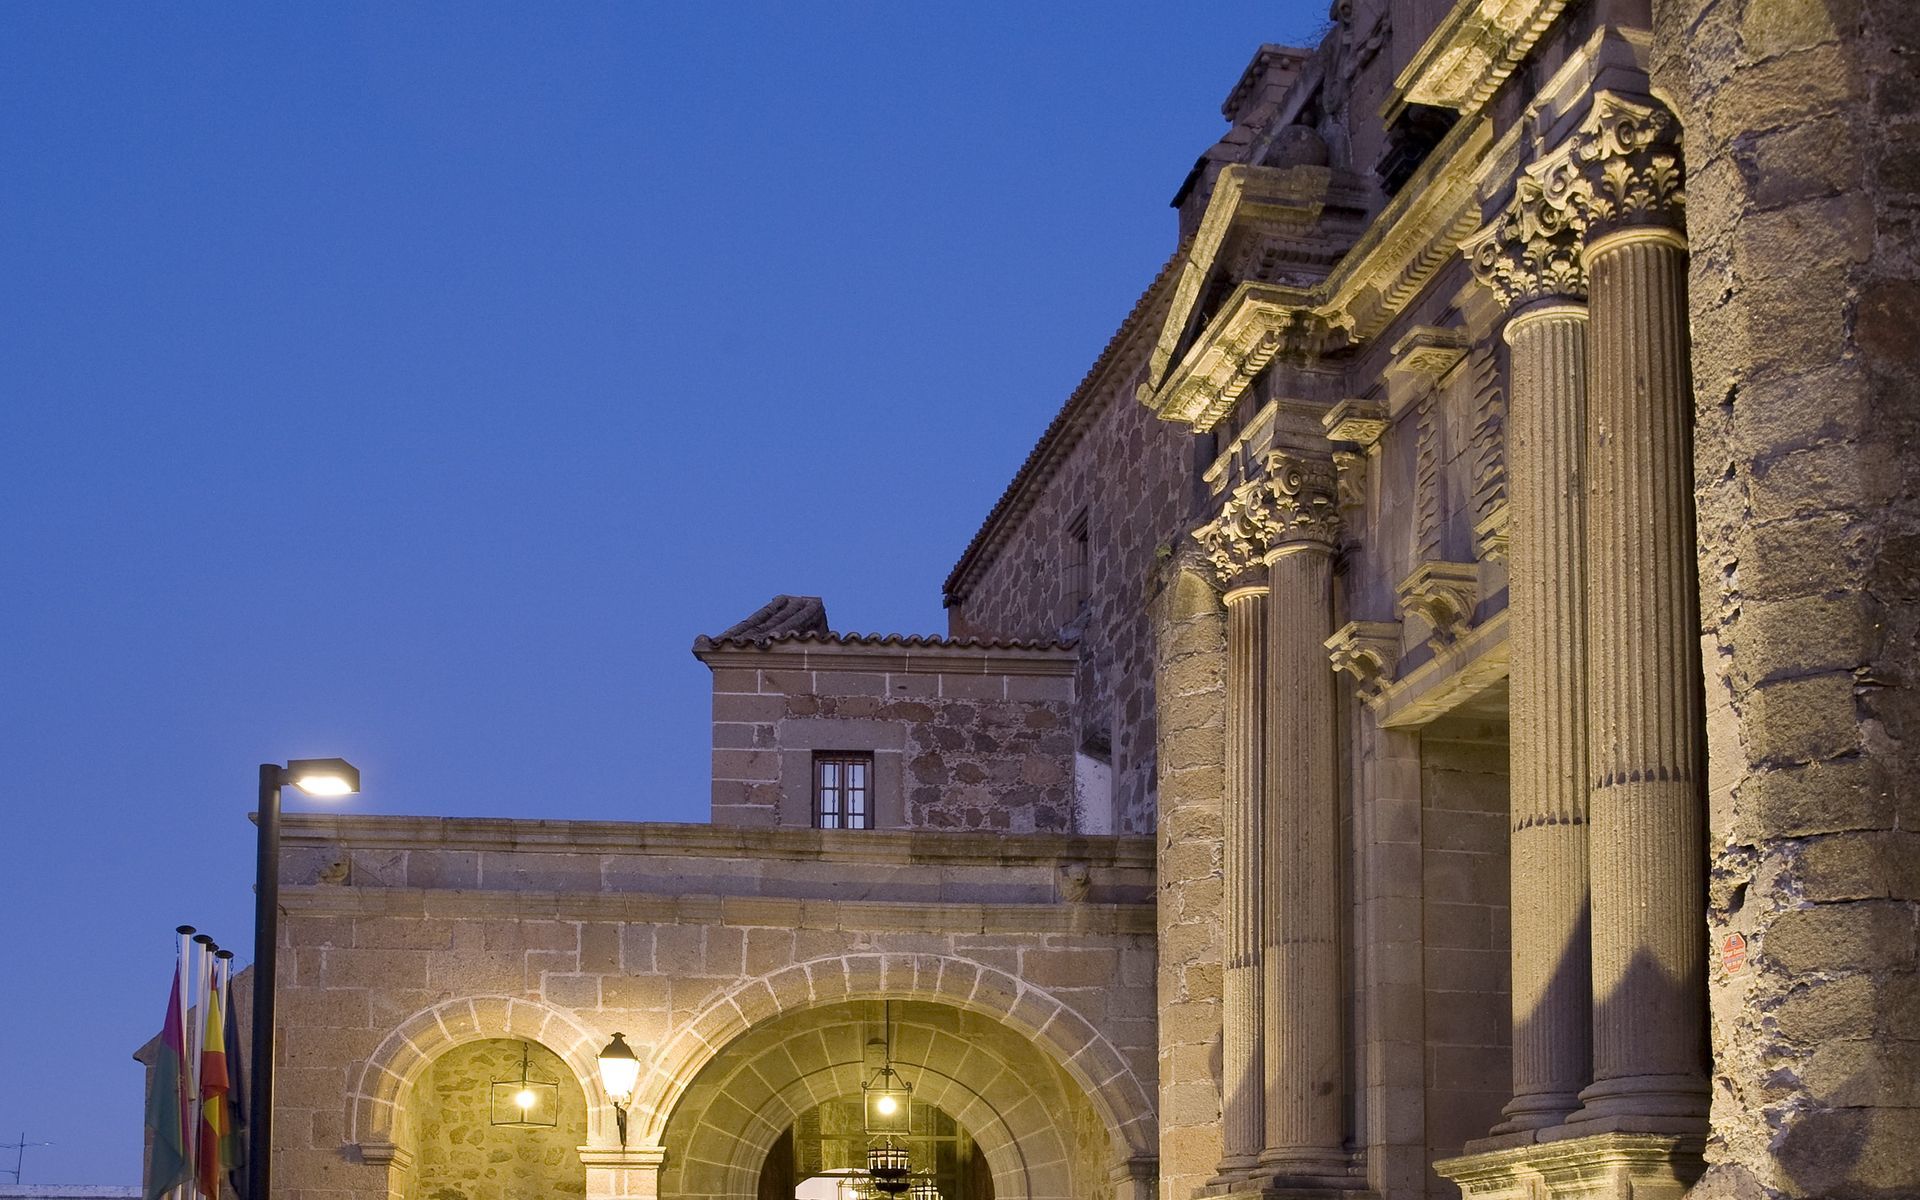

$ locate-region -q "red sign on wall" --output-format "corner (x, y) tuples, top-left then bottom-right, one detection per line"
(1721, 932), (1748, 974)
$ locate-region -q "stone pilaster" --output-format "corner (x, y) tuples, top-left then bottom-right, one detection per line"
(1567, 95), (1708, 1129)
(1251, 452), (1354, 1189)
(1465, 174), (1597, 1135)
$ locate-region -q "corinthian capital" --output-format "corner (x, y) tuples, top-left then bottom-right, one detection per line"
(1465, 164), (1589, 311)
(1194, 483), (1273, 588)
(1256, 451), (1342, 550)
(1573, 93), (1685, 236)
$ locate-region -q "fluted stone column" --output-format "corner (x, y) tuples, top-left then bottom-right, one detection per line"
(1254, 453), (1349, 1185)
(1499, 300), (1595, 1131)
(1220, 577), (1269, 1176)
(1464, 168), (1601, 1137)
(1569, 95), (1708, 1127)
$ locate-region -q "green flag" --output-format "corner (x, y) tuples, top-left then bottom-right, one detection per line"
(144, 962), (190, 1199)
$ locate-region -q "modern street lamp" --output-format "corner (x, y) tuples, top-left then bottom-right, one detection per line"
(597, 1032), (640, 1146)
(250, 757), (359, 1200)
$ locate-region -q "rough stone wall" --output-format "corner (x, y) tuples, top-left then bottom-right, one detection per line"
(948, 348), (1198, 836)
(707, 656), (1076, 832)
(1418, 738), (1511, 1197)
(1650, 0), (1920, 1195)
(411, 1039), (587, 1200)
(1149, 556), (1228, 1200)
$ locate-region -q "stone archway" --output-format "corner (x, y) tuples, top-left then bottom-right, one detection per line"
(347, 994), (618, 1159)
(659, 999), (1109, 1200)
(632, 952), (1155, 1182)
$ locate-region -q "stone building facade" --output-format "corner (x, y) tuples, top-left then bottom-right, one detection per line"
(153, 2), (1915, 1199)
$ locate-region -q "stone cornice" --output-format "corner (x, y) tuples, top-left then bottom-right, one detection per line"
(1147, 285), (1348, 431)
(280, 885), (1159, 937)
(278, 813), (1155, 868)
(1141, 163), (1370, 417)
(692, 637), (1077, 676)
(1140, 116), (1496, 430)
(1390, 0), (1576, 117)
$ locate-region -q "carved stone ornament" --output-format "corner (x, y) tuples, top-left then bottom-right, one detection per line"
(1333, 450), (1367, 513)
(1572, 92), (1686, 237)
(1395, 560), (1480, 651)
(1322, 398), (1389, 448)
(1193, 482), (1273, 588)
(1465, 92), (1684, 310)
(1257, 451), (1343, 550)
(1463, 167), (1589, 310)
(1325, 620), (1402, 705)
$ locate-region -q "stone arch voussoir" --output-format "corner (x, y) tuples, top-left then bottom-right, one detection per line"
(635, 953), (1154, 1172)
(347, 994), (615, 1151)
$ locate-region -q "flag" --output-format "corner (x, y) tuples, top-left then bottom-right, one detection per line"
(197, 974), (235, 1198)
(222, 971), (248, 1199)
(144, 963), (191, 1200)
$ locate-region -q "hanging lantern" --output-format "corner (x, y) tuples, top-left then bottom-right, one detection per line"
(866, 1143), (913, 1196)
(489, 1042), (558, 1127)
(909, 1178), (941, 1200)
(862, 1064), (912, 1136)
(863, 1001), (912, 1135)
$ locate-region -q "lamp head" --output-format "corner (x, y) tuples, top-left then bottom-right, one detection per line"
(285, 757), (361, 798)
(597, 1032), (640, 1104)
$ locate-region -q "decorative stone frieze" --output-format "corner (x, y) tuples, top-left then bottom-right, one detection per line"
(1324, 621), (1402, 705)
(1395, 561), (1480, 651)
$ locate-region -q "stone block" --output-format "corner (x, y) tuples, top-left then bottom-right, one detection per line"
(1765, 901), (1917, 973)
(814, 670), (887, 697)
(1742, 671), (1863, 764)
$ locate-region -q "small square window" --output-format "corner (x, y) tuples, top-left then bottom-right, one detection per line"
(813, 752), (873, 830)
(1065, 508), (1090, 616)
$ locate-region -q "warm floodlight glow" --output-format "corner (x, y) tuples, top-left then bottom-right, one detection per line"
(514, 1088), (537, 1110)
(285, 757), (361, 798)
(597, 1032), (640, 1102)
(876, 1094), (898, 1115)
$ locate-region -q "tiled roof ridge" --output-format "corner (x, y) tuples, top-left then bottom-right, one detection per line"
(704, 594), (830, 645)
(697, 628), (1076, 653)
(941, 238), (1191, 607)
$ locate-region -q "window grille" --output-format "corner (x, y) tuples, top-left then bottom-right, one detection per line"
(814, 752), (874, 829)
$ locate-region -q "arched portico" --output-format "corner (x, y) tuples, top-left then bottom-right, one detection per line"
(633, 952), (1156, 1185)
(660, 998), (1109, 1200)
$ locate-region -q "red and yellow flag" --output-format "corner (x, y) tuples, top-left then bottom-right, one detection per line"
(197, 974), (235, 1197)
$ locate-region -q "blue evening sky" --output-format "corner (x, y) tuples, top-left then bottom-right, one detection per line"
(0, 4), (1320, 1184)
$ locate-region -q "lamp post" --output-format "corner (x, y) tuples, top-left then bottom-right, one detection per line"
(597, 1032), (640, 1146)
(249, 757), (359, 1200)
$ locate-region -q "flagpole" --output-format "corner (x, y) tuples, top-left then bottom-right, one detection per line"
(191, 934), (215, 1197)
(173, 926), (194, 1200)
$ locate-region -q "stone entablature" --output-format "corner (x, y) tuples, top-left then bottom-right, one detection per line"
(280, 814), (1152, 907)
